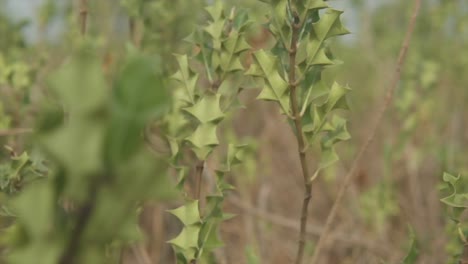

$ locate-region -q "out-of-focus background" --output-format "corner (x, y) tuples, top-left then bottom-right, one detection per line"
(0, 0), (467, 263)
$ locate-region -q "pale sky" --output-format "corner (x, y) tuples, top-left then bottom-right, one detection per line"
(4, 0), (385, 44)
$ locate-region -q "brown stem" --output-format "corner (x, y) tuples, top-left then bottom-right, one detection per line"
(58, 176), (101, 264)
(195, 160), (204, 203)
(288, 10), (312, 264)
(79, 0), (88, 36)
(309, 0), (421, 263)
(129, 17), (138, 46)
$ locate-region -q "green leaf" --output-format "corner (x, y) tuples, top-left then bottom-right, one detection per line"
(321, 116), (351, 147)
(40, 119), (105, 202)
(313, 9), (350, 41)
(48, 55), (107, 115)
(441, 173), (468, 208)
(219, 143), (247, 172)
(305, 9), (349, 66)
(204, 19), (226, 49)
(402, 226), (419, 264)
(205, 0), (224, 20)
(183, 94), (224, 124)
(168, 225), (200, 256)
(168, 201), (202, 262)
(168, 201), (201, 226)
(199, 222), (224, 254)
(112, 54), (169, 122)
(320, 82), (351, 114)
(108, 54), (169, 164)
(247, 49), (290, 114)
(172, 54), (198, 104)
(11, 182), (54, 239)
(186, 123), (219, 160)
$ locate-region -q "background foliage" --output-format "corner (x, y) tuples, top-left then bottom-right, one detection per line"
(0, 0), (467, 263)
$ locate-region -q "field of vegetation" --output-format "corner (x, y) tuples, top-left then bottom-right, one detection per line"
(0, 0), (467, 263)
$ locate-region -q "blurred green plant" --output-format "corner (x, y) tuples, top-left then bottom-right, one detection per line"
(0, 42), (175, 264)
(0, 147), (47, 196)
(440, 172), (468, 264)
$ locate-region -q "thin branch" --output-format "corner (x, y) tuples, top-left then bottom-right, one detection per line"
(287, 8), (312, 264)
(0, 128), (33, 137)
(129, 17), (139, 47)
(310, 0), (422, 263)
(79, 0), (88, 36)
(195, 160), (204, 202)
(58, 177), (101, 264)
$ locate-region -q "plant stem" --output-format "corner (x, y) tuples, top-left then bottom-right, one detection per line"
(309, 0), (421, 263)
(58, 177), (101, 264)
(195, 160), (204, 205)
(129, 17), (138, 47)
(79, 0), (88, 36)
(288, 9), (312, 264)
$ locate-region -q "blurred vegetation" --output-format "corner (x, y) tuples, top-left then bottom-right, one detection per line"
(0, 0), (466, 263)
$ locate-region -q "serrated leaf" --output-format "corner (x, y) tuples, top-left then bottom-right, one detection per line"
(186, 123), (219, 149)
(303, 104), (323, 134)
(248, 49), (290, 114)
(321, 82), (350, 114)
(169, 225), (200, 255)
(402, 226), (419, 264)
(313, 9), (350, 41)
(168, 201), (201, 226)
(219, 144), (247, 172)
(321, 116), (351, 147)
(199, 222), (224, 252)
(183, 94), (224, 124)
(172, 54), (198, 104)
(205, 0), (224, 20)
(204, 195), (225, 220)
(305, 9), (349, 66)
(441, 173), (468, 208)
(204, 19), (226, 45)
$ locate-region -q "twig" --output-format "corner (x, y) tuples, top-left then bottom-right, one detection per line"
(192, 160), (205, 264)
(195, 160), (204, 202)
(58, 177), (101, 264)
(79, 0), (88, 36)
(129, 17), (138, 47)
(287, 8), (312, 264)
(310, 0), (422, 263)
(228, 196), (391, 258)
(0, 128), (33, 137)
